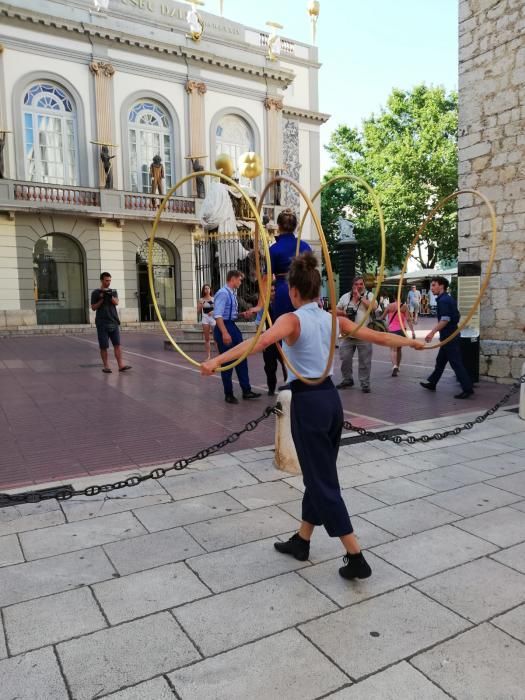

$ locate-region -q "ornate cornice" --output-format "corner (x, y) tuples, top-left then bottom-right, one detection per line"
(0, 7), (295, 86)
(89, 61), (115, 77)
(282, 106), (331, 124)
(185, 79), (207, 95)
(264, 96), (283, 111)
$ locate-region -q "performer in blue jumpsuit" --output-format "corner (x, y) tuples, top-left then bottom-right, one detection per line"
(269, 209), (312, 318)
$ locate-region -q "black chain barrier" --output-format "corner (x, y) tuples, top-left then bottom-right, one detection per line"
(0, 405), (281, 507)
(1, 374), (524, 507)
(343, 373), (525, 445)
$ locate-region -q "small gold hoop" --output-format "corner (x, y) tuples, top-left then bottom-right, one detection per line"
(256, 175), (337, 385)
(148, 171), (272, 372)
(396, 189), (497, 349)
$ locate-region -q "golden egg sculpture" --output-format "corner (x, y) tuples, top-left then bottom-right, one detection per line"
(215, 153), (234, 177)
(239, 152), (263, 180)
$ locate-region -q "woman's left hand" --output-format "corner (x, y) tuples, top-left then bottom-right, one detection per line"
(201, 359), (218, 375)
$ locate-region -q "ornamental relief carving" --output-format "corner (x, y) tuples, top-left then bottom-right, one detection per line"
(185, 80), (207, 95)
(264, 96), (283, 111)
(89, 61), (115, 77)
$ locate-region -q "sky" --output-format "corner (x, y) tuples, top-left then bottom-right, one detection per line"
(210, 0), (458, 173)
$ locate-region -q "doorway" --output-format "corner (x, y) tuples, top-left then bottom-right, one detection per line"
(136, 240), (177, 322)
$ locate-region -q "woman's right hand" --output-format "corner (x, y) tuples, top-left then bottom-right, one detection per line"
(222, 332), (232, 345)
(201, 358), (219, 375)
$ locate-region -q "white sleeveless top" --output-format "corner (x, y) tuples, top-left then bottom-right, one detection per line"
(283, 302), (337, 381)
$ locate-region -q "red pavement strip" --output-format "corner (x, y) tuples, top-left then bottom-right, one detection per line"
(0, 327), (509, 491)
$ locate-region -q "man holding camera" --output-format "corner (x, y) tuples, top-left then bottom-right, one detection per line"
(335, 276), (377, 393)
(90, 272), (131, 374)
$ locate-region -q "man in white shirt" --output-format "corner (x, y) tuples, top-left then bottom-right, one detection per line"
(335, 276), (377, 393)
(407, 285), (422, 324)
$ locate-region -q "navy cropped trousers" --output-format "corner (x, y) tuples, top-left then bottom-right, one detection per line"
(290, 377), (353, 537)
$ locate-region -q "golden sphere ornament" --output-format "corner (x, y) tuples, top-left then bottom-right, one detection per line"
(238, 152), (263, 180)
(215, 153), (234, 177)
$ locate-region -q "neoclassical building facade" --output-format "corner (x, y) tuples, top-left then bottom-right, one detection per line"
(0, 0), (328, 327)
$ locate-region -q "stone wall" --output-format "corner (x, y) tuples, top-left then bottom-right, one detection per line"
(458, 0), (525, 381)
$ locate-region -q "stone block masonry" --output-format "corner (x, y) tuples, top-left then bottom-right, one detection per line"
(458, 0), (525, 381)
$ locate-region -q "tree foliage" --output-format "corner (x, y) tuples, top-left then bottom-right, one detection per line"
(322, 85), (458, 271)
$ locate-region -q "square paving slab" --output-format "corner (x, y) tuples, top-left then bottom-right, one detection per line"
(298, 551), (413, 607)
(454, 506), (525, 547)
(371, 524), (497, 578)
(414, 557), (525, 623)
(3, 586), (107, 654)
(425, 482), (521, 516)
(360, 499), (459, 537)
(174, 572), (336, 656)
(300, 586), (469, 679)
(492, 603), (525, 643)
(412, 623), (525, 700)
(57, 612), (200, 700)
(186, 537), (310, 593)
(0, 647), (69, 699)
(169, 629), (348, 700)
(325, 661), (449, 699)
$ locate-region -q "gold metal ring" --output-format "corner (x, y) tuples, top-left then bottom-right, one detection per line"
(148, 171), (272, 372)
(298, 174), (386, 334)
(256, 175), (337, 385)
(396, 189), (497, 349)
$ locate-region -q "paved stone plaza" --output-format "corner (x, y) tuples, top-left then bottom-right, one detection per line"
(0, 404), (524, 698)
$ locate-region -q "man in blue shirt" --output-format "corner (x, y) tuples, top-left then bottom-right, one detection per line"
(213, 269), (261, 404)
(420, 276), (474, 399)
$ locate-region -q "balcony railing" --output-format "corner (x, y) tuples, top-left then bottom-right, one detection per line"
(124, 193), (195, 215)
(0, 180), (198, 221)
(14, 183), (100, 206)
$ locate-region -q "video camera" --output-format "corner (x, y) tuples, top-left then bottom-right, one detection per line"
(102, 288), (116, 298)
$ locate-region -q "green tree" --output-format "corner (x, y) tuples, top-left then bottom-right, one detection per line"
(322, 85), (458, 272)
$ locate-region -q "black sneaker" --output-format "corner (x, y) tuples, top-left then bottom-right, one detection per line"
(361, 386), (371, 393)
(225, 394), (239, 404)
(339, 551), (372, 580)
(242, 391), (261, 400)
(420, 382), (436, 391)
(267, 389), (276, 396)
(274, 533), (310, 561)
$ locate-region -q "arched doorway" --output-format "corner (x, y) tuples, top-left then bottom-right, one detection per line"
(33, 234), (86, 324)
(136, 240), (178, 321)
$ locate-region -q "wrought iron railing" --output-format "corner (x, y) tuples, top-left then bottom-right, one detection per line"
(194, 231), (262, 310)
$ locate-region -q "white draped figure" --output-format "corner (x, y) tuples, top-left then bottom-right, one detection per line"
(200, 180), (249, 286)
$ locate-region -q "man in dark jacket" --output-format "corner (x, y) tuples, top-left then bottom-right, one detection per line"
(420, 276), (473, 399)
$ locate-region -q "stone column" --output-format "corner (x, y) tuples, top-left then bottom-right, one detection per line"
(185, 80), (207, 196)
(89, 61), (116, 188)
(0, 214), (27, 328)
(264, 97), (283, 205)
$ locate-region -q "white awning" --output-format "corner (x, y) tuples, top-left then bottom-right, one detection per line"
(383, 267), (457, 282)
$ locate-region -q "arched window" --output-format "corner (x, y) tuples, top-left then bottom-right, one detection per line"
(23, 82), (79, 185)
(215, 114), (255, 185)
(128, 100), (173, 193)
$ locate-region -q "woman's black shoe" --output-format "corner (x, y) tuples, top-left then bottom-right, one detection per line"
(274, 533), (310, 561)
(339, 551), (372, 580)
(225, 394), (239, 404)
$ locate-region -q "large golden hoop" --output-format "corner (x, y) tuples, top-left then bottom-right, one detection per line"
(148, 171), (272, 372)
(396, 188), (497, 349)
(256, 175), (337, 385)
(297, 174), (386, 334)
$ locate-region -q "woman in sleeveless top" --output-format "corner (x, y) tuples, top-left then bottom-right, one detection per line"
(197, 284), (215, 360)
(202, 253), (424, 581)
(381, 298), (416, 377)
